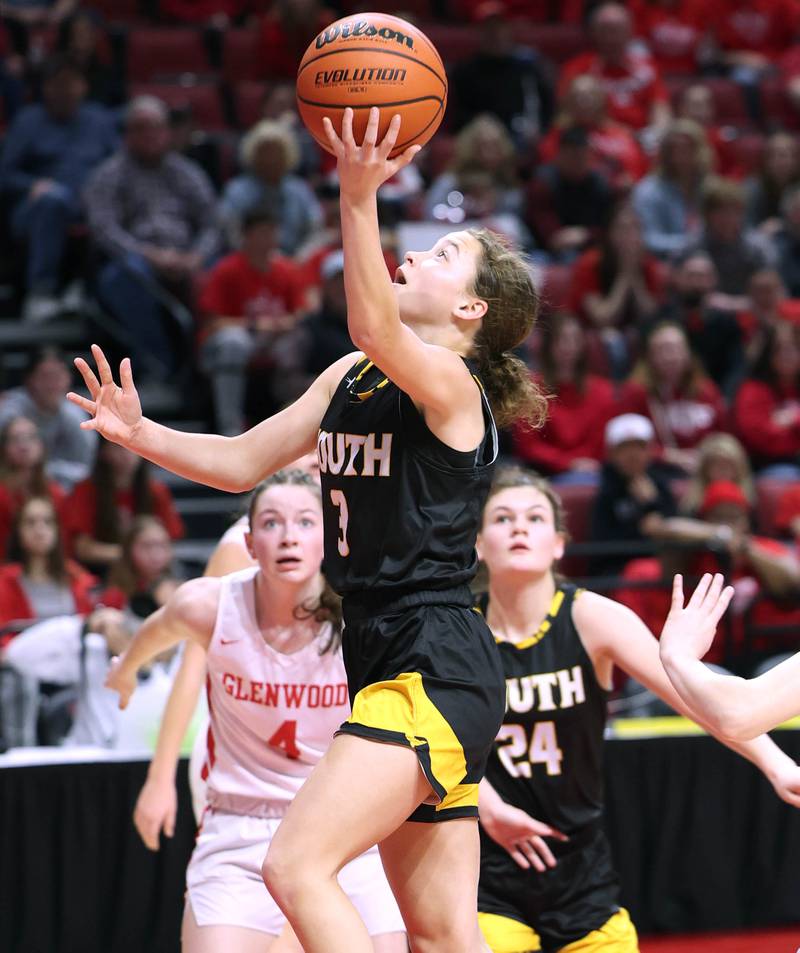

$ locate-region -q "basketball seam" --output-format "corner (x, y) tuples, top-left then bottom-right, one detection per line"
(297, 93), (444, 110)
(298, 46), (448, 96)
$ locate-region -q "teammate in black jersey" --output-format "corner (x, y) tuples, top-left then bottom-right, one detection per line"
(474, 467), (800, 953)
(70, 108), (546, 953)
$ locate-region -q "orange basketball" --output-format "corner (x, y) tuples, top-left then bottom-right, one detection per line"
(296, 13), (447, 159)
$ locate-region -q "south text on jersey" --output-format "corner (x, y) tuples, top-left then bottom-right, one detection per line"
(506, 665), (586, 713)
(317, 429), (392, 477)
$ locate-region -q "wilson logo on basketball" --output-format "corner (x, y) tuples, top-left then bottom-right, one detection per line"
(315, 21), (415, 51)
(315, 67), (408, 86)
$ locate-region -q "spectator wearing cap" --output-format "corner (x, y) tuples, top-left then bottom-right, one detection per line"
(733, 322), (800, 476)
(559, 2), (671, 136)
(0, 347), (97, 489)
(655, 252), (744, 394)
(679, 432), (754, 516)
(0, 54), (117, 322)
(512, 312), (617, 481)
(538, 75), (648, 192)
(589, 413), (678, 574)
(84, 95), (220, 379)
(198, 205), (307, 435)
(450, 0), (554, 147)
(620, 321), (727, 475)
(632, 119), (712, 259)
(219, 120), (322, 256)
(685, 177), (773, 304)
(525, 125), (614, 261)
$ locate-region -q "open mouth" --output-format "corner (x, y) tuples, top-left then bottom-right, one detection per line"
(509, 543), (530, 552)
(394, 267), (407, 284)
(276, 556), (301, 567)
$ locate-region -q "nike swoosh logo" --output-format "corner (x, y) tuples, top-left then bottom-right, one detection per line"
(220, 639), (239, 645)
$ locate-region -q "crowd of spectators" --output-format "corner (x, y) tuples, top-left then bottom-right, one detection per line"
(2, 0), (800, 745)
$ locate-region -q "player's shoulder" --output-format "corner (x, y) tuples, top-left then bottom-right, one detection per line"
(168, 576), (223, 628)
(318, 350), (367, 395)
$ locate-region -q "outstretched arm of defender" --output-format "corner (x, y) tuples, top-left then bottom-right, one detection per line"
(105, 577), (219, 709)
(68, 345), (360, 493)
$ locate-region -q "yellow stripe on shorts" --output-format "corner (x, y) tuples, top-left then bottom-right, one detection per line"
(479, 908), (638, 953)
(348, 672), (477, 812)
(479, 911), (541, 953)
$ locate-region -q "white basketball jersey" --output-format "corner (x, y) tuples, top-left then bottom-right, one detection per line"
(204, 567), (349, 814)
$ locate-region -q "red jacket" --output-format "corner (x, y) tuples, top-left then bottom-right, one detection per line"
(621, 378), (726, 451)
(733, 378), (800, 464)
(0, 561), (100, 629)
(513, 375), (618, 474)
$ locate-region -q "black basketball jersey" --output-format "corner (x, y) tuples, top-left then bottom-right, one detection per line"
(317, 356), (497, 597)
(484, 584), (609, 835)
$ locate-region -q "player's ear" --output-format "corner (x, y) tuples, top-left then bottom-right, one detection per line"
(554, 532), (566, 562)
(454, 295), (487, 323)
(475, 531), (484, 562)
(244, 531), (256, 559)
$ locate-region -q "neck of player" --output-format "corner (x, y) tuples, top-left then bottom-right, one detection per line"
(487, 569), (556, 645)
(253, 571), (325, 652)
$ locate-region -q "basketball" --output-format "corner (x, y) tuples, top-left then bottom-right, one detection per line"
(296, 13), (447, 159)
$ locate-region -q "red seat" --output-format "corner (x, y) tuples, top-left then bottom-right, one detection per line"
(516, 23), (588, 64)
(87, 0), (143, 24)
(668, 77), (750, 127)
(761, 76), (800, 130)
(422, 24), (478, 65)
(222, 28), (261, 84)
(233, 81), (267, 130)
(557, 482), (597, 546)
(127, 28), (210, 82)
(130, 82), (227, 131)
(341, 0), (434, 15)
(755, 478), (789, 537)
(729, 132), (766, 177)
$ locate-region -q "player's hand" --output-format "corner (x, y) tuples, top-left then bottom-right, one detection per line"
(659, 574), (734, 664)
(481, 799), (568, 872)
(105, 655), (137, 710)
(133, 776), (178, 851)
(767, 760), (800, 810)
(323, 106), (421, 203)
(68, 344), (143, 446)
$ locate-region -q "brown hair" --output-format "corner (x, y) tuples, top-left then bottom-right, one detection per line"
(539, 312), (588, 393)
(106, 515), (172, 597)
(468, 227), (548, 429)
(680, 433), (754, 514)
(451, 114), (519, 189)
(702, 175), (745, 216)
(630, 320), (709, 399)
(7, 495), (69, 583)
(248, 469), (342, 654)
(0, 415), (49, 497)
(657, 119), (713, 181)
(483, 465), (567, 535)
(93, 440), (154, 544)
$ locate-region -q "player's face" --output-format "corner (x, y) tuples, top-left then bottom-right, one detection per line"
(247, 485), (324, 584)
(478, 487), (565, 580)
(393, 230), (486, 329)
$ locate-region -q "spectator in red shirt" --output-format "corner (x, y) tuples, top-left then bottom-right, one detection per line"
(733, 321), (800, 475)
(539, 75), (649, 191)
(256, 0), (336, 80)
(65, 439), (184, 572)
(630, 0), (706, 76)
(0, 496), (99, 630)
(745, 132), (800, 235)
(198, 204), (307, 435)
(622, 321), (727, 474)
(735, 268), (799, 365)
(676, 83), (746, 180)
(0, 416), (66, 561)
(569, 202), (665, 376)
(512, 312), (618, 482)
(559, 1), (671, 135)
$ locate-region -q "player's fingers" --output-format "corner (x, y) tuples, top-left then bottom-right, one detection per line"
(517, 842), (544, 872)
(709, 585), (735, 626)
(91, 343), (115, 386)
(377, 112), (401, 158)
(322, 116), (344, 157)
(80, 418), (100, 431)
(530, 837), (557, 868)
(508, 845), (531, 870)
(703, 573), (725, 613)
(165, 807), (176, 839)
(341, 107), (356, 149)
(390, 143), (422, 172)
(780, 789), (800, 809)
(531, 821), (569, 842)
(73, 356), (100, 398)
(670, 574), (684, 613)
(66, 392), (96, 415)
(687, 573), (712, 611)
(119, 358), (136, 394)
(363, 105), (380, 148)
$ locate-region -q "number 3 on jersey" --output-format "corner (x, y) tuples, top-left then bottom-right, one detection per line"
(330, 489), (350, 556)
(496, 722), (563, 777)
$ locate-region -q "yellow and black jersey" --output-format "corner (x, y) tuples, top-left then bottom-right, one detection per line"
(484, 583), (609, 835)
(318, 356), (498, 598)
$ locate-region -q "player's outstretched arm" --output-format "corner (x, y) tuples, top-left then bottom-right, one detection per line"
(324, 108), (481, 420)
(105, 577), (219, 709)
(576, 578), (800, 807)
(68, 345), (357, 493)
(660, 575), (800, 741)
(134, 639), (207, 851)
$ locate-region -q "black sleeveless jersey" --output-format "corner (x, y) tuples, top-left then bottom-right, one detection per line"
(317, 356), (498, 597)
(484, 585), (609, 835)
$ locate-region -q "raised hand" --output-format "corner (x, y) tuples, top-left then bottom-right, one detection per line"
(660, 574), (734, 663)
(67, 344), (143, 446)
(322, 106), (421, 203)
